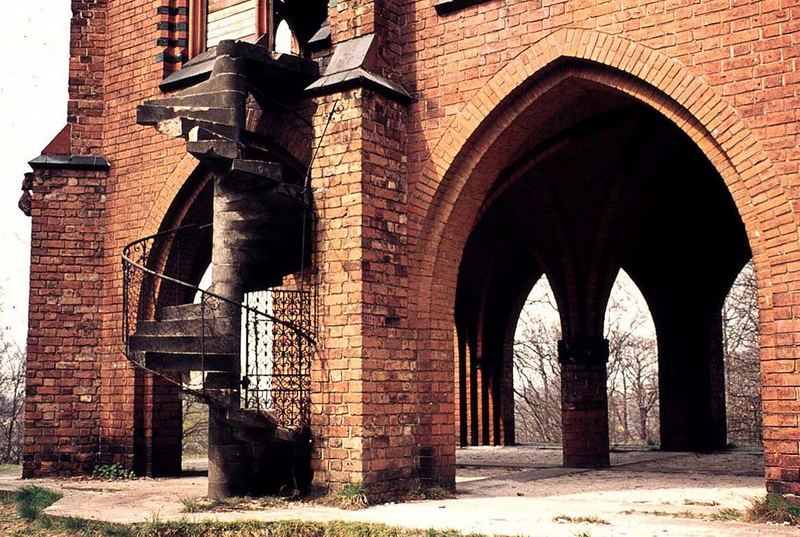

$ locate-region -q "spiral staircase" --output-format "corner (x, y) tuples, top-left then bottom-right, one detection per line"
(123, 39), (318, 497)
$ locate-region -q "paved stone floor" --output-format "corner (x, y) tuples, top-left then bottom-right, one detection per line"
(2, 446), (795, 536)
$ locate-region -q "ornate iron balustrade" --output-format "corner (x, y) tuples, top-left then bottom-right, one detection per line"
(122, 224), (315, 430)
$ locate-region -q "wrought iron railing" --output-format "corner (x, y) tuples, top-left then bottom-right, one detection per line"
(122, 224), (315, 431)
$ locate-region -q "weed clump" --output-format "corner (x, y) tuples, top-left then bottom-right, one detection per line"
(406, 484), (453, 501)
(553, 514), (610, 525)
(322, 483), (369, 509)
(745, 494), (800, 525)
(93, 463), (137, 480)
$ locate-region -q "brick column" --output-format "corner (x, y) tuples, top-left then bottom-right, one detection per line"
(309, 86), (415, 497)
(559, 338), (610, 468)
(24, 166), (107, 477)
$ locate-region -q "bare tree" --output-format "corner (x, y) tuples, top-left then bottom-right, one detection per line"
(515, 264), (762, 449)
(604, 276), (660, 446)
(0, 293), (25, 463)
(182, 393), (208, 456)
(513, 280), (562, 444)
(723, 261), (761, 446)
(514, 272), (660, 446)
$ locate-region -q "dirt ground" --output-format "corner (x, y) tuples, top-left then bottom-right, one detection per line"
(1, 446), (796, 537)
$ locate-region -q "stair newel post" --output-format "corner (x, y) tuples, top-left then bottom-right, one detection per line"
(207, 168), (249, 498)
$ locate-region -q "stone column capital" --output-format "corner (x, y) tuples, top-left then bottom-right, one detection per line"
(557, 337), (609, 365)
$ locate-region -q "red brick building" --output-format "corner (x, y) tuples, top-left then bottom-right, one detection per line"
(20, 0), (800, 497)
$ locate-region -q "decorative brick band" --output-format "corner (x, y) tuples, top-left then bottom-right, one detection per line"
(156, 37), (189, 48)
(156, 6), (189, 16)
(156, 21), (189, 32)
(155, 52), (188, 65)
(156, 2), (190, 77)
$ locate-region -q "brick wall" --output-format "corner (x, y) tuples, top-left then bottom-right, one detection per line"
(68, 0), (108, 155)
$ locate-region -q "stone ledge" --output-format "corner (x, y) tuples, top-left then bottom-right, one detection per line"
(28, 155), (111, 172)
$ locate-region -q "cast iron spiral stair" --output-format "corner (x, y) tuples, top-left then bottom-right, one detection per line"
(124, 38), (318, 496)
(123, 218), (316, 495)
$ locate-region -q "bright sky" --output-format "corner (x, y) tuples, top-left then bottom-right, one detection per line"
(0, 3), (71, 350)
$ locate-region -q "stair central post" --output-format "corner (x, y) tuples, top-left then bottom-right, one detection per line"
(206, 171), (248, 497)
(194, 47), (254, 498)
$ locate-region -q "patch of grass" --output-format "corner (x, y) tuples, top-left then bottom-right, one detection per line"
(406, 484), (454, 501)
(553, 514), (610, 525)
(744, 494), (800, 525)
(321, 483), (370, 510)
(92, 464), (137, 481)
(573, 531), (592, 537)
(139, 516), (202, 537)
(136, 519), (493, 536)
(179, 498), (205, 514)
(621, 507), (743, 523)
(0, 463), (21, 474)
(13, 486), (62, 521)
(621, 508), (700, 519)
(0, 497), (504, 537)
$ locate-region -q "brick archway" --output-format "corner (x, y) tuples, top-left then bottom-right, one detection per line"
(411, 29), (799, 492)
(414, 28), (790, 284)
(141, 154), (201, 239)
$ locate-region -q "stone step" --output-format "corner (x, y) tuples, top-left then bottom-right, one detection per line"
(216, 408), (300, 445)
(188, 139), (241, 160)
(143, 352), (236, 373)
(222, 407), (279, 429)
(204, 371), (241, 390)
(228, 160), (283, 184)
(129, 334), (237, 355)
(223, 192), (306, 214)
(160, 303), (222, 321)
(137, 104), (240, 131)
(135, 317), (236, 337)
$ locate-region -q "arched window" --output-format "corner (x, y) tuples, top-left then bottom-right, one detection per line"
(274, 19), (299, 55)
